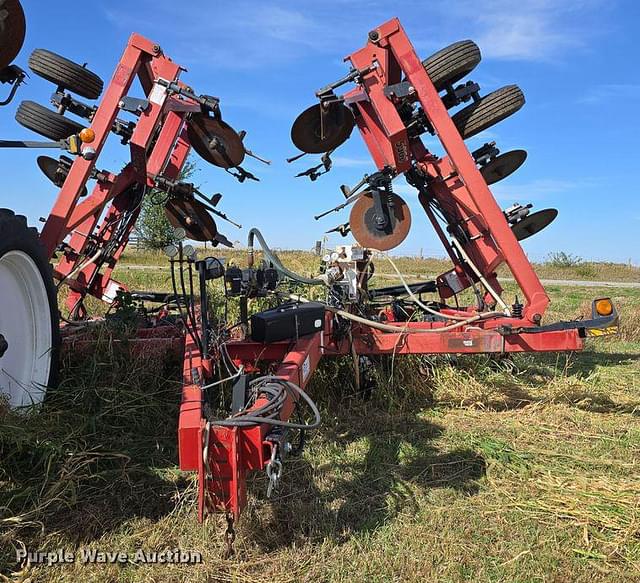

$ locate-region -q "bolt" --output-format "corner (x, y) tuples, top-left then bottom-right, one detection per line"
(533, 313), (542, 324)
(368, 30), (380, 42)
(153, 44), (161, 54)
(0, 334), (8, 358)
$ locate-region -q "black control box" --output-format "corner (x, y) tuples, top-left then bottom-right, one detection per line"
(250, 302), (325, 343)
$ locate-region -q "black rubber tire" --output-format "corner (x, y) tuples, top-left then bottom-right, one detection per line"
(0, 209), (59, 397)
(422, 40), (481, 92)
(28, 49), (103, 100)
(452, 85), (525, 140)
(15, 100), (84, 140)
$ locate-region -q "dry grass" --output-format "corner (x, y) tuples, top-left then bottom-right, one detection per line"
(2, 251), (640, 582)
(116, 248), (640, 283)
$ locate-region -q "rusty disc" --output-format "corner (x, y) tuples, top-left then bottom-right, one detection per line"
(291, 102), (355, 154)
(37, 155), (88, 196)
(512, 208), (557, 241)
(187, 114), (245, 169)
(349, 192), (411, 251)
(0, 0), (26, 69)
(480, 150), (527, 185)
(164, 197), (218, 242)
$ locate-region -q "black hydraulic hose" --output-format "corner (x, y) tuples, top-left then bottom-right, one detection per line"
(247, 228), (323, 285)
(171, 259), (201, 351)
(179, 261), (200, 345)
(210, 377), (321, 430)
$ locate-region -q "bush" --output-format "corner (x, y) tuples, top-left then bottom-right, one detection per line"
(545, 251), (583, 268)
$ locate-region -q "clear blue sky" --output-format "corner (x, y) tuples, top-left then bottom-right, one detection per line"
(2, 0), (639, 263)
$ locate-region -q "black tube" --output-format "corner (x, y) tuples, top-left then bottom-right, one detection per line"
(197, 261), (210, 359)
(247, 228), (322, 285)
(209, 377), (321, 430)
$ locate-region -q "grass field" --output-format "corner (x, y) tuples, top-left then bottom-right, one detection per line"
(1, 251), (639, 582)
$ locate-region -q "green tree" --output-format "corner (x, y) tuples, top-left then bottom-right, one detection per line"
(135, 159), (197, 249)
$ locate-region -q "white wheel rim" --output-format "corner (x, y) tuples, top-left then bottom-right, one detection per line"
(0, 250), (53, 407)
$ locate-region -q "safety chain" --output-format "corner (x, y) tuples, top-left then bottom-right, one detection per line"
(203, 421), (212, 479)
(222, 512), (236, 559)
(265, 444), (283, 498)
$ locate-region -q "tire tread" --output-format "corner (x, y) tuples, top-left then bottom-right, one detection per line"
(28, 49), (103, 100)
(15, 100), (83, 140)
(452, 85), (525, 139)
(422, 40), (481, 91)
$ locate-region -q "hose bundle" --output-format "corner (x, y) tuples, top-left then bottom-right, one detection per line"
(208, 376), (321, 430)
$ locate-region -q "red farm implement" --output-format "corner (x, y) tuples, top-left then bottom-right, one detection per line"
(0, 5), (618, 550)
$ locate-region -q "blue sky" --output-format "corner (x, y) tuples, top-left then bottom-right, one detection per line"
(1, 0), (639, 263)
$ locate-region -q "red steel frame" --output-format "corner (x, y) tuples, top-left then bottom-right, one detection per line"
(37, 34), (218, 519)
(41, 34), (197, 312)
(186, 18), (587, 523)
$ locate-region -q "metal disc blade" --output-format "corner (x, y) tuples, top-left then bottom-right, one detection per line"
(164, 198), (219, 242)
(0, 0), (26, 69)
(512, 208), (557, 241)
(36, 155), (88, 196)
(187, 114), (245, 169)
(480, 150), (527, 185)
(350, 192), (411, 251)
(291, 102), (355, 154)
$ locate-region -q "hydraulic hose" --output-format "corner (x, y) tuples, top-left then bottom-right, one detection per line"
(286, 293), (504, 334)
(209, 376), (321, 429)
(247, 228), (323, 285)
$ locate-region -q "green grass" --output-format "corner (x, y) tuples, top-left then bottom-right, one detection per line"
(2, 251), (640, 582)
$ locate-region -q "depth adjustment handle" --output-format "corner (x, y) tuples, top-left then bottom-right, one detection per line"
(315, 65), (375, 98)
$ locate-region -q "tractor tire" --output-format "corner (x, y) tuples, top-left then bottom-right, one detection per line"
(15, 100), (83, 140)
(0, 0), (26, 70)
(452, 85), (525, 140)
(28, 49), (103, 100)
(0, 208), (59, 408)
(422, 40), (481, 92)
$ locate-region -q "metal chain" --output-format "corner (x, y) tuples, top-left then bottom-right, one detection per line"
(222, 512), (236, 559)
(202, 421), (212, 479)
(265, 444), (283, 498)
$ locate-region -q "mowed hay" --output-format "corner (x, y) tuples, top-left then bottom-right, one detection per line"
(618, 298), (640, 342)
(0, 323), (184, 571)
